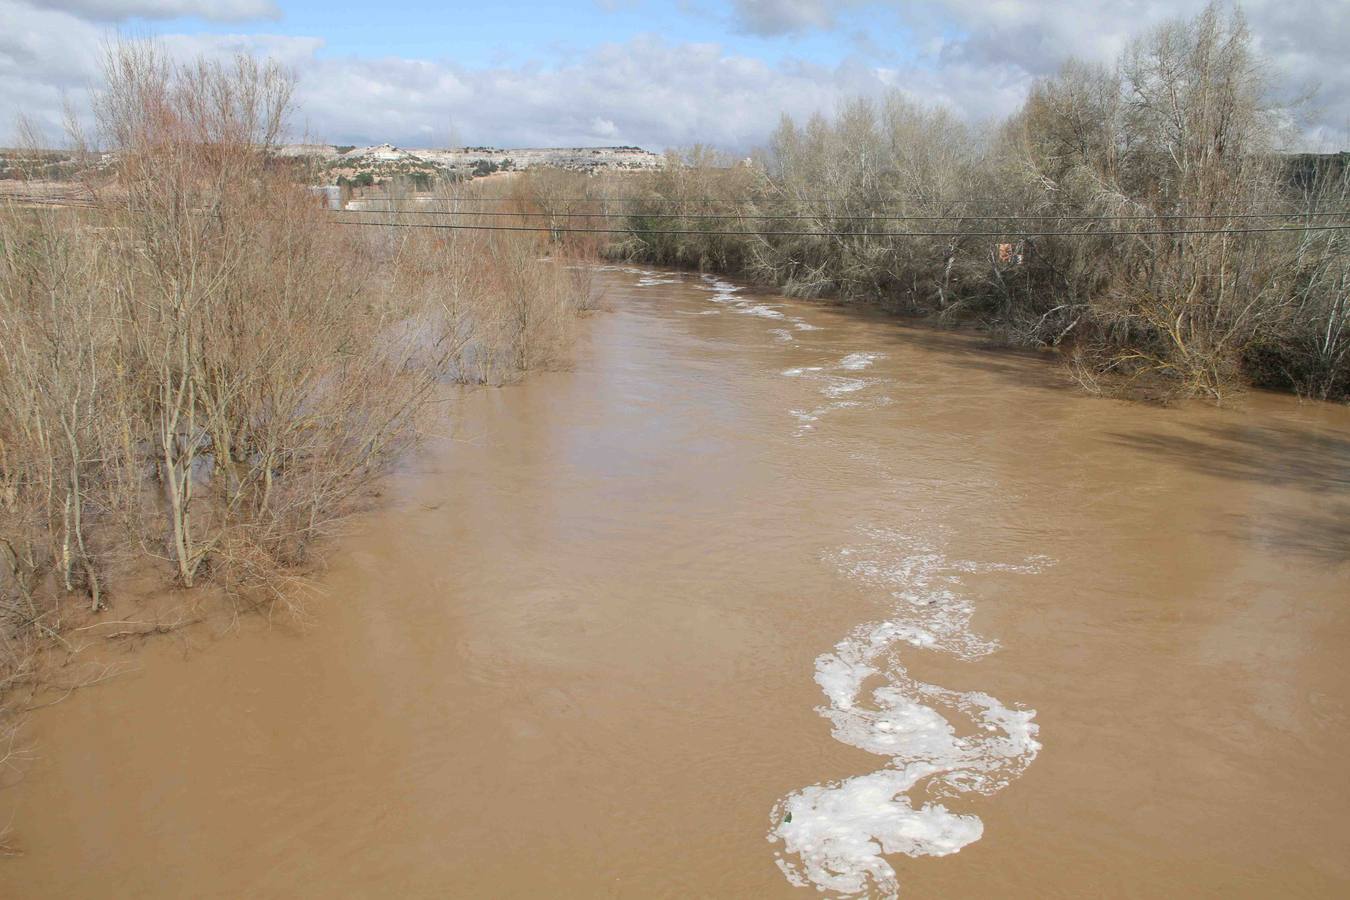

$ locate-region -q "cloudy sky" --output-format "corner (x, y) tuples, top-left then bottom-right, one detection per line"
(2, 0), (1346, 151)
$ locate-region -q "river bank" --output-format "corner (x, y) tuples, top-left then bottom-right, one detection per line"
(1, 265), (1347, 897)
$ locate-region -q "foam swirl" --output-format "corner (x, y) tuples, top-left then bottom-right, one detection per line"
(770, 528), (1048, 898)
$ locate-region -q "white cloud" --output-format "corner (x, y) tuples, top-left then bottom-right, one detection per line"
(288, 38), (909, 149)
(0, 1), (310, 143)
(589, 116), (619, 138)
(726, 0), (1350, 146)
(0, 4), (970, 151)
(728, 0), (840, 35)
(0, 0), (1345, 152)
(954, 0), (1349, 147)
(0, 1), (105, 140)
(27, 0), (278, 21)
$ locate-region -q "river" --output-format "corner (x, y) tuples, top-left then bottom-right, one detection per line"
(1, 266), (1348, 897)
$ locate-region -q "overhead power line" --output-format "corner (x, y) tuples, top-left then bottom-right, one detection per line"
(332, 207), (1350, 223)
(0, 195), (98, 207)
(11, 194), (1348, 236)
(11, 193), (1347, 222)
(329, 218), (1350, 237)
(344, 195), (1350, 210)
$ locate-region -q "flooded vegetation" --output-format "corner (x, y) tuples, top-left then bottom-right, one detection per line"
(0, 47), (592, 701)
(611, 5), (1350, 404)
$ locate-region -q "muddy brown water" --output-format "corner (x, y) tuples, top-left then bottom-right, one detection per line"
(2, 267), (1348, 898)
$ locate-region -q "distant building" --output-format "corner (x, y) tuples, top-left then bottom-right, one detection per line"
(307, 185), (343, 209)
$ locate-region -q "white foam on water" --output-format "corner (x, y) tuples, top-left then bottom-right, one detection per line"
(789, 396), (884, 433)
(782, 354), (890, 411)
(636, 275), (681, 286)
(594, 264), (659, 275)
(699, 274), (743, 293)
(771, 767), (982, 897)
(691, 275), (816, 341)
(840, 352), (884, 371)
(784, 354), (894, 424)
(770, 528), (1049, 898)
(821, 376), (869, 398)
(788, 399), (870, 435)
(697, 291), (744, 307)
(737, 305), (788, 319)
(793, 320), (823, 331)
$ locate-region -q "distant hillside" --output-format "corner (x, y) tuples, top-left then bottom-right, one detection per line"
(278, 143), (665, 185)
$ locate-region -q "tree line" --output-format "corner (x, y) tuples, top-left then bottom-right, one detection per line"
(612, 3), (1349, 402)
